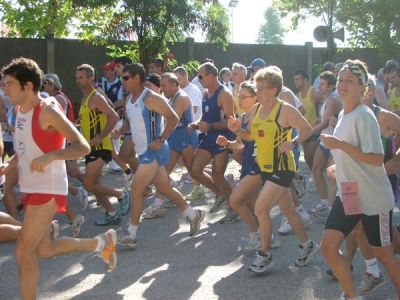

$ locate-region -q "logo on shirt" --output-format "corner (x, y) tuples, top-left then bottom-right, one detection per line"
(17, 120), (24, 131)
(264, 165), (272, 170)
(258, 130), (264, 137)
(205, 105), (209, 112)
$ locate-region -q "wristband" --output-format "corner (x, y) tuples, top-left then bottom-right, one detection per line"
(292, 140), (299, 148)
(225, 141), (230, 148)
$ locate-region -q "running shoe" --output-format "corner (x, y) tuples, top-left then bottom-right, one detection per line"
(226, 173), (235, 190)
(181, 172), (193, 184)
(357, 272), (386, 294)
(70, 215), (85, 237)
(142, 205), (166, 219)
(97, 229), (117, 272)
(143, 186), (154, 196)
(95, 212), (122, 226)
(117, 235), (137, 249)
(109, 168), (124, 175)
(308, 202), (328, 215)
(278, 216), (292, 234)
(74, 186), (89, 212)
(314, 206), (330, 220)
(163, 199), (177, 208)
(295, 240), (319, 267)
(210, 196), (226, 213)
(51, 220), (59, 239)
(269, 234), (280, 249)
(118, 189), (132, 216)
(125, 172), (134, 188)
(327, 264), (353, 279)
(187, 209), (205, 236)
(245, 232), (261, 251)
(170, 179), (183, 191)
(296, 174), (307, 198)
(340, 294), (364, 300)
(185, 187), (206, 201)
(302, 215), (314, 228)
(219, 209), (240, 224)
(249, 250), (273, 273)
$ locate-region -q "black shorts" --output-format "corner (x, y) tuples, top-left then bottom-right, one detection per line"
(85, 149), (112, 165)
(306, 133), (320, 142)
(260, 170), (295, 188)
(324, 196), (393, 247)
(3, 141), (14, 153)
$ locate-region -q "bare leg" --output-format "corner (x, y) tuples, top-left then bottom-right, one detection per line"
(371, 245), (400, 295)
(119, 135), (138, 173)
(211, 150), (231, 201)
(311, 147), (329, 199)
(66, 160), (84, 182)
(302, 140), (319, 171)
(3, 166), (20, 218)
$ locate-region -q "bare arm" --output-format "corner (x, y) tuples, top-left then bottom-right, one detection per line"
(310, 88), (323, 105)
(95, 86), (115, 109)
(375, 86), (389, 110)
(279, 91), (295, 106)
(55, 94), (68, 111)
(312, 96), (341, 135)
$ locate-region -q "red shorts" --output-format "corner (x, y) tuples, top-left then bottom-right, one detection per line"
(22, 193), (67, 213)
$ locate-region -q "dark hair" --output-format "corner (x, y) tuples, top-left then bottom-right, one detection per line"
(173, 66), (187, 76)
(391, 66), (400, 77)
(240, 82), (256, 97)
(77, 64), (95, 78)
(319, 71), (336, 87)
(115, 56), (132, 66)
(151, 58), (164, 71)
(384, 62), (398, 74)
(123, 63), (146, 84)
(294, 69), (309, 80)
(201, 58), (214, 64)
(200, 62), (218, 77)
(1, 57), (42, 93)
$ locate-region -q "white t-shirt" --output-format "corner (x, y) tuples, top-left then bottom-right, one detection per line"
(183, 83), (202, 122)
(332, 104), (394, 215)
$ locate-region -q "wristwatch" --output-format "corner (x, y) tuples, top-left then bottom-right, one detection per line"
(292, 140), (298, 148)
(158, 136), (166, 143)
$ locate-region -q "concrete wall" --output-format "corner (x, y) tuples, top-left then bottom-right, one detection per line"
(1, 38), (398, 113)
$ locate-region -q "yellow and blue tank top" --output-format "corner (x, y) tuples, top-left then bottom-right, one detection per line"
(251, 100), (295, 172)
(79, 89), (113, 151)
(389, 88), (400, 112)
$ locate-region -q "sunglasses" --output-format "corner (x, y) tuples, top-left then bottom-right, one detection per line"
(151, 59), (162, 68)
(198, 73), (210, 80)
(250, 68), (261, 73)
(122, 76), (130, 81)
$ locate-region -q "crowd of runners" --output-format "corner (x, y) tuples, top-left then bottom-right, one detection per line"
(0, 55), (399, 300)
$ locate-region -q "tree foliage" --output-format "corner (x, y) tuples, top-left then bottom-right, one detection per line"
(256, 7), (287, 44)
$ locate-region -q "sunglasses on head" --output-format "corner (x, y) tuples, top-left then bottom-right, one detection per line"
(122, 76), (130, 81)
(198, 73), (210, 80)
(151, 59), (162, 68)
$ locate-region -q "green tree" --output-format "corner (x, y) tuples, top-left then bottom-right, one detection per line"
(256, 7), (287, 44)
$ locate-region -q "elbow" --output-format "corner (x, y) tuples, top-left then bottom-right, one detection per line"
(81, 140), (91, 156)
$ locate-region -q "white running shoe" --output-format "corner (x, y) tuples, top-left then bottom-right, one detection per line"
(75, 186), (89, 212)
(278, 216), (292, 234)
(70, 215), (85, 237)
(249, 251), (273, 273)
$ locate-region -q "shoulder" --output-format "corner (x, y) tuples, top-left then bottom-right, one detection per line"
(40, 98), (64, 117)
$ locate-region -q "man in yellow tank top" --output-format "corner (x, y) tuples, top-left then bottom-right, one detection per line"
(77, 64), (132, 226)
(293, 69), (323, 171)
(387, 66), (400, 113)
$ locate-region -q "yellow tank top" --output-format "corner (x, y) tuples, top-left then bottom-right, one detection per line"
(299, 86), (317, 124)
(79, 89), (113, 151)
(232, 85), (244, 116)
(389, 88), (400, 112)
(251, 100), (295, 172)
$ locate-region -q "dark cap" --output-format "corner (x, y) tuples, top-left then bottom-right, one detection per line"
(146, 73), (161, 88)
(247, 58), (266, 69)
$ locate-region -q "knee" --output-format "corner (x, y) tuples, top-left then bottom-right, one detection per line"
(320, 238), (334, 258)
(15, 241), (35, 264)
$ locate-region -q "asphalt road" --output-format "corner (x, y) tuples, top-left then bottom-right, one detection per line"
(0, 159), (398, 300)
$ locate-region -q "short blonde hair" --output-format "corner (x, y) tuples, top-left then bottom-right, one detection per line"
(254, 66), (283, 96)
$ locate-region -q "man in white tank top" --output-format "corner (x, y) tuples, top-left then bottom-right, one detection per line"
(0, 58), (119, 299)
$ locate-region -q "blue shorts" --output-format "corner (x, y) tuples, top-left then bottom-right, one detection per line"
(168, 126), (198, 153)
(139, 142), (170, 166)
(240, 156), (261, 179)
(319, 143), (331, 158)
(198, 130), (234, 156)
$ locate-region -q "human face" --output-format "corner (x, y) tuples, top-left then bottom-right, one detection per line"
(255, 80), (276, 103)
(43, 79), (53, 93)
(2, 75), (28, 105)
(231, 68), (245, 85)
(336, 70), (365, 101)
(115, 63), (124, 77)
(249, 67), (262, 80)
(197, 67), (211, 88)
(174, 73), (188, 88)
(293, 74), (305, 90)
(318, 78), (331, 96)
(121, 71), (135, 93)
(390, 71), (400, 88)
(237, 88), (257, 113)
(221, 72), (231, 83)
(76, 70), (93, 90)
(149, 63), (162, 75)
(103, 68), (115, 81)
(145, 81), (160, 94)
(160, 77), (176, 98)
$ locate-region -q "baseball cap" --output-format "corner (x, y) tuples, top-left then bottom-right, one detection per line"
(102, 61), (116, 70)
(146, 73), (161, 88)
(45, 73), (62, 89)
(247, 58), (266, 70)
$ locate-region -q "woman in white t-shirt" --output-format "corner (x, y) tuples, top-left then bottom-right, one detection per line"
(320, 60), (400, 300)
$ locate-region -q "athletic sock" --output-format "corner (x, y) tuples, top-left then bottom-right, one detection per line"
(128, 224), (138, 240)
(295, 205), (309, 219)
(95, 235), (106, 252)
(184, 206), (197, 220)
(365, 258), (380, 278)
(108, 211), (117, 216)
(153, 197), (164, 208)
(124, 168), (132, 175)
(321, 199), (329, 206)
(301, 239), (312, 248)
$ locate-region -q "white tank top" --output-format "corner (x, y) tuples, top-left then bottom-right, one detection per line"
(16, 100), (67, 195)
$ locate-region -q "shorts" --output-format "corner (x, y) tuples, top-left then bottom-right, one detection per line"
(260, 170), (295, 188)
(240, 156), (261, 179)
(324, 196), (393, 247)
(198, 134), (228, 156)
(139, 142), (170, 166)
(388, 173), (398, 203)
(168, 126), (198, 152)
(306, 133), (320, 142)
(85, 149), (112, 165)
(3, 141), (14, 153)
(22, 193), (67, 213)
(319, 143), (331, 158)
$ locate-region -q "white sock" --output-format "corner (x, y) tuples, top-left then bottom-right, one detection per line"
(128, 224), (138, 240)
(108, 211), (117, 216)
(95, 235), (106, 252)
(296, 205), (309, 218)
(153, 198), (164, 208)
(321, 199), (329, 206)
(301, 239), (312, 248)
(184, 206), (197, 220)
(365, 258), (380, 278)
